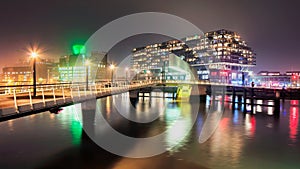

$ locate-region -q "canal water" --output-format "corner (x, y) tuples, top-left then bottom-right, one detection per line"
(0, 93), (299, 169)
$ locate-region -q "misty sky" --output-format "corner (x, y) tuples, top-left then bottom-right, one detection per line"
(1, 0), (300, 73)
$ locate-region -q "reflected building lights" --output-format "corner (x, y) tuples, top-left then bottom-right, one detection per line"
(245, 114), (256, 138)
(165, 103), (192, 153)
(267, 101), (274, 115)
(291, 100), (298, 106)
(256, 100), (262, 113)
(289, 107), (299, 142)
(7, 120), (14, 132)
(233, 110), (239, 124)
(207, 117), (244, 167)
(106, 97), (111, 119)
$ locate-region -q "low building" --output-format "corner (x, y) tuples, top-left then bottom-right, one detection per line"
(252, 71), (291, 88)
(58, 50), (109, 83)
(2, 66), (32, 85)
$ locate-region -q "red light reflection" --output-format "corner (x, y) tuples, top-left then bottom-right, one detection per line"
(289, 107), (299, 142)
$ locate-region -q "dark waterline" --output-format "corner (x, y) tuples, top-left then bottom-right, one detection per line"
(0, 93), (299, 169)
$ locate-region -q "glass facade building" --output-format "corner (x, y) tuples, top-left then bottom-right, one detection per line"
(132, 29), (256, 84)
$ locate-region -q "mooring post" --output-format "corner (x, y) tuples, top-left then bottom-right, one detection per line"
(274, 91), (280, 116)
(238, 95), (242, 110)
(251, 87), (254, 114)
(222, 86), (225, 108)
(243, 88), (247, 113)
(232, 87), (236, 110)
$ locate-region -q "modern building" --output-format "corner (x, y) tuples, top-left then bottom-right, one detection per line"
(58, 47), (109, 83)
(132, 40), (192, 81)
(184, 29), (256, 84)
(132, 29), (256, 84)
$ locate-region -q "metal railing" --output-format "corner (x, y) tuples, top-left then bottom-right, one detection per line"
(0, 81), (154, 118)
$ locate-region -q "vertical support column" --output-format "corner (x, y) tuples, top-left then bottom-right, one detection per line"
(62, 86), (65, 102)
(13, 88), (19, 113)
(250, 87), (254, 114)
(70, 86), (73, 99)
(41, 87), (45, 107)
(89, 85), (93, 96)
(94, 84), (97, 95)
(237, 95), (242, 110)
(211, 86), (216, 108)
(29, 88), (33, 109)
(52, 87), (56, 105)
(78, 85), (81, 98)
(222, 86), (225, 109)
(243, 88), (247, 113)
(84, 85), (87, 97)
(274, 91), (280, 116)
(232, 87), (236, 110)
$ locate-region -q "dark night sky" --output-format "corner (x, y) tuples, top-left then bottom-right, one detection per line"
(1, 0), (300, 73)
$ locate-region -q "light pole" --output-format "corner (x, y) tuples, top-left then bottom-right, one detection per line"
(110, 64), (115, 86)
(31, 52), (38, 97)
(135, 69), (139, 82)
(85, 59), (90, 90)
(125, 67), (128, 84)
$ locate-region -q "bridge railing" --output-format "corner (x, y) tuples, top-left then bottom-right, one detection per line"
(0, 81), (155, 118)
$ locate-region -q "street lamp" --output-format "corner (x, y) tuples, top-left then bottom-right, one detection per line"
(109, 64), (115, 86)
(31, 52), (38, 97)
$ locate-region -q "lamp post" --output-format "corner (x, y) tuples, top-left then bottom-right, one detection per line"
(31, 52), (38, 97)
(135, 69), (139, 82)
(125, 67), (128, 84)
(85, 59), (90, 91)
(110, 64), (115, 86)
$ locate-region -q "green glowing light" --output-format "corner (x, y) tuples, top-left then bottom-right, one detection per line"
(71, 115), (82, 146)
(72, 45), (86, 55)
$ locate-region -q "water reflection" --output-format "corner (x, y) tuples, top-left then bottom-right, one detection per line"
(289, 106), (299, 143)
(203, 115), (244, 168)
(245, 114), (256, 138)
(165, 102), (192, 153)
(267, 101), (274, 115)
(2, 93), (300, 169)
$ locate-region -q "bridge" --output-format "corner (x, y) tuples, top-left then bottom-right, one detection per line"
(1, 80), (300, 121)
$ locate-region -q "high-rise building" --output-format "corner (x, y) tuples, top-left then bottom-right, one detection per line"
(185, 29), (256, 84)
(132, 40), (192, 80)
(132, 29), (256, 84)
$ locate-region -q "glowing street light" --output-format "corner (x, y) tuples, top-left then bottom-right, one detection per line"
(31, 52), (38, 97)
